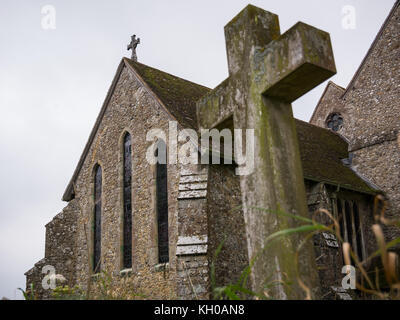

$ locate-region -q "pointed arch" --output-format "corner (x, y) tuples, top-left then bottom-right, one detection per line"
(93, 164), (102, 273)
(155, 139), (169, 263)
(122, 131), (133, 269)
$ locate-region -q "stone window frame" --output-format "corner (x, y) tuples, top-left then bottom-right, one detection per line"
(155, 139), (169, 264)
(325, 112), (344, 132)
(118, 129), (135, 273)
(90, 161), (104, 275)
(331, 192), (367, 265)
(148, 138), (171, 271)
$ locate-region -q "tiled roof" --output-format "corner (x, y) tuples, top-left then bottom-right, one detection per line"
(295, 119), (378, 194)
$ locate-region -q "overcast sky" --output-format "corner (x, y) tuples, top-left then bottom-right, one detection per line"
(0, 0), (395, 299)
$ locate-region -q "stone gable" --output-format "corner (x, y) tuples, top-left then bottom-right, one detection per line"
(310, 2), (400, 236)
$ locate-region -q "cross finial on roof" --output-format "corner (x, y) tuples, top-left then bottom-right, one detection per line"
(127, 34), (140, 61)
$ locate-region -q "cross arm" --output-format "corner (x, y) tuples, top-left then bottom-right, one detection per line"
(256, 22), (336, 103)
(197, 78), (234, 129)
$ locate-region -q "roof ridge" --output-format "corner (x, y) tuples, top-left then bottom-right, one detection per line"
(124, 58), (211, 91)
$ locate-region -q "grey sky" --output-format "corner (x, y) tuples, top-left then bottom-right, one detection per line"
(0, 0), (395, 299)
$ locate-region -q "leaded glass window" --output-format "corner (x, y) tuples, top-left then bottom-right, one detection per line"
(123, 133), (132, 269)
(337, 199), (364, 262)
(155, 140), (169, 263)
(326, 113), (344, 132)
(93, 165), (102, 273)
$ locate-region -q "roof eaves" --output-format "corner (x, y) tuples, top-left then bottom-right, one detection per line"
(303, 176), (380, 196)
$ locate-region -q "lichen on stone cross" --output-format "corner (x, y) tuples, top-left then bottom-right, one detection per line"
(196, 5), (336, 299)
(127, 34), (140, 61)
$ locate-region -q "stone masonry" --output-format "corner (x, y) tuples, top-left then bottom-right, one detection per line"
(26, 3), (399, 300)
(310, 1), (400, 245)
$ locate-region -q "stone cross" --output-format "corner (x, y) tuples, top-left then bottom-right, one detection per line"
(127, 34), (140, 61)
(197, 5), (336, 299)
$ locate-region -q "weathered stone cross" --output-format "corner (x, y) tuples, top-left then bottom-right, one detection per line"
(127, 34), (140, 61)
(197, 5), (336, 299)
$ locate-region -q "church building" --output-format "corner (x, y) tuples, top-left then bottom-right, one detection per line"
(25, 2), (399, 300)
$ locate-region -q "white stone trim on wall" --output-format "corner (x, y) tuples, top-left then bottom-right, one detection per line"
(176, 235), (208, 256)
(178, 168), (208, 200)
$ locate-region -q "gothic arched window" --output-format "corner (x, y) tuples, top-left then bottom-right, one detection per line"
(337, 199), (364, 263)
(123, 132), (133, 269)
(93, 164), (102, 273)
(326, 113), (344, 132)
(155, 140), (169, 263)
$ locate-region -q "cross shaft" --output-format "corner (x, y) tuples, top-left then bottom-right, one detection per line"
(197, 5), (336, 299)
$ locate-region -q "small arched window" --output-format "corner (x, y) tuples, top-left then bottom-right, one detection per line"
(122, 132), (133, 269)
(155, 140), (169, 263)
(326, 113), (344, 132)
(93, 164), (102, 273)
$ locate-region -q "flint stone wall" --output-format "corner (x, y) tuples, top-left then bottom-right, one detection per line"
(310, 4), (400, 243)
